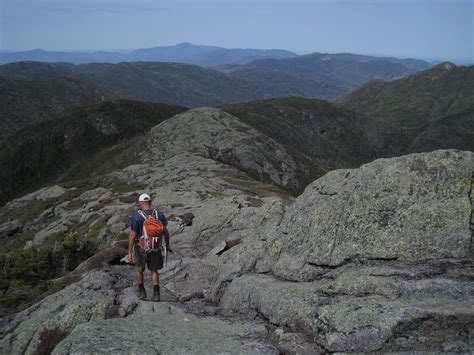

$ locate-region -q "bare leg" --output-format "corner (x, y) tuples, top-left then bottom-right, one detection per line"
(136, 271), (144, 284)
(135, 271), (146, 299)
(151, 271), (159, 286)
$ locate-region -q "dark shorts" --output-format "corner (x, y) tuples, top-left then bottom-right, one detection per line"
(133, 244), (163, 272)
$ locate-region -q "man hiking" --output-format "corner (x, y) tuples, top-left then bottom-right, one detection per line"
(128, 193), (171, 302)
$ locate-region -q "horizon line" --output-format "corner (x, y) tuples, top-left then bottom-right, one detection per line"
(1, 42), (472, 64)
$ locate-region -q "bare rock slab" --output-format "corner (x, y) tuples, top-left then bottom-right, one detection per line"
(53, 302), (278, 354)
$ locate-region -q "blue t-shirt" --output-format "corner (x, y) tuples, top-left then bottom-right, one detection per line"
(131, 208), (168, 242)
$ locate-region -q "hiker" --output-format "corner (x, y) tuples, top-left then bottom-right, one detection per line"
(128, 193), (171, 302)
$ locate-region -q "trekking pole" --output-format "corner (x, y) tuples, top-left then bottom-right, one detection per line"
(163, 245), (167, 267)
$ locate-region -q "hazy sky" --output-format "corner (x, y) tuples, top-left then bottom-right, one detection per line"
(1, 0), (473, 62)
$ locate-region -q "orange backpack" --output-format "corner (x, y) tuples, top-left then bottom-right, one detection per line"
(137, 209), (165, 252)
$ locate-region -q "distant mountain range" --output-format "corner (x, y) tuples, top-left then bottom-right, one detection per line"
(0, 62), (471, 205)
(0, 42), (297, 67)
(0, 49), (433, 110)
(0, 42), (432, 74)
(230, 52), (431, 86)
(0, 61), (280, 107)
(224, 62), (473, 183)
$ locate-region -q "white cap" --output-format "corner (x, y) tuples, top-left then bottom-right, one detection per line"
(138, 193), (151, 202)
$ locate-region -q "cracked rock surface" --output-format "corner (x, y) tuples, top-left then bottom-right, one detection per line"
(0, 265), (278, 354)
(212, 149), (474, 352)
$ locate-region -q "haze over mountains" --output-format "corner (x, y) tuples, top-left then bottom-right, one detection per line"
(0, 42), (297, 67)
(0, 44), (433, 114)
(0, 42), (434, 73)
(230, 52), (431, 86)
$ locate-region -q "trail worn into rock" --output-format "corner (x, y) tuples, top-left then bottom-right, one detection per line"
(0, 151), (289, 354)
(0, 264), (278, 354)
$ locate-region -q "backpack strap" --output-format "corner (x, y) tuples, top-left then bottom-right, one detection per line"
(138, 209), (158, 220)
(137, 210), (149, 251)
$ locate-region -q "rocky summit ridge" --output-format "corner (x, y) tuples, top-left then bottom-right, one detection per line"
(0, 103), (472, 353)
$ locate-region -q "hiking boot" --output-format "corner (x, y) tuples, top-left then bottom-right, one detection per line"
(152, 290), (160, 302)
(137, 285), (147, 300)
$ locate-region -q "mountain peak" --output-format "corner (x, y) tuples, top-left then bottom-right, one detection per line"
(176, 42), (197, 47)
(30, 49), (47, 53)
(433, 61), (457, 70)
(419, 61), (458, 81)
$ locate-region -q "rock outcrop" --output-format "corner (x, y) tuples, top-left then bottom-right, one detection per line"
(0, 266), (277, 354)
(212, 150), (474, 352)
(1, 148), (472, 353)
(276, 149), (472, 270)
(0, 220), (21, 238)
(145, 107), (300, 190)
(53, 296), (276, 354)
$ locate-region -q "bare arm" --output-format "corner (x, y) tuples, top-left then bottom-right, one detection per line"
(128, 230), (137, 262)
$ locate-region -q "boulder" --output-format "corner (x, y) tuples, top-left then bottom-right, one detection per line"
(78, 187), (111, 201)
(27, 221), (69, 248)
(0, 271), (116, 354)
(33, 185), (66, 201)
(109, 222), (126, 235)
(4, 185), (67, 210)
(276, 149), (473, 269)
(0, 220), (22, 238)
(177, 212), (195, 226)
(73, 246), (128, 273)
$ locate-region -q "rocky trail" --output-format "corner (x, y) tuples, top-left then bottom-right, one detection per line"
(2, 263), (281, 354)
(0, 108), (473, 354)
(0, 151), (304, 353)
